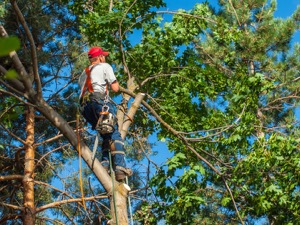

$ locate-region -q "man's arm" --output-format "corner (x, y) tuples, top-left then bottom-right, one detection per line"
(110, 80), (120, 92)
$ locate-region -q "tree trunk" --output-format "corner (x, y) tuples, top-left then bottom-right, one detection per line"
(120, 92), (145, 139)
(35, 96), (143, 224)
(23, 106), (35, 224)
(109, 182), (130, 225)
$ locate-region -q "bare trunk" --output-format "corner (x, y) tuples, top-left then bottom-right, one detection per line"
(109, 182), (130, 225)
(120, 93), (145, 139)
(23, 106), (35, 224)
(116, 77), (137, 129)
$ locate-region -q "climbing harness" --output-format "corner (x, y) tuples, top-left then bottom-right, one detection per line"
(80, 65), (117, 134)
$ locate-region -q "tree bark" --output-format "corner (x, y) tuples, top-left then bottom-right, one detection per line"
(120, 92), (145, 139)
(23, 106), (35, 225)
(109, 182), (130, 225)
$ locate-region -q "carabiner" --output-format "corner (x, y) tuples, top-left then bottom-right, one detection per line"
(102, 104), (109, 112)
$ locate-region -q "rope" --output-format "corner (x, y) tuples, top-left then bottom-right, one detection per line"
(109, 150), (119, 225)
(76, 112), (87, 211)
(91, 133), (99, 168)
(126, 176), (134, 225)
(124, 156), (134, 225)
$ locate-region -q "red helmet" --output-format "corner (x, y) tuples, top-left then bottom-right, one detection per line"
(88, 47), (109, 58)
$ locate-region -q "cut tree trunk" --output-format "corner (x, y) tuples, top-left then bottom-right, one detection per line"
(109, 182), (130, 225)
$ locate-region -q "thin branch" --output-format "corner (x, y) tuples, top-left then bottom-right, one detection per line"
(156, 10), (217, 24)
(0, 84), (32, 106)
(0, 65), (27, 96)
(140, 73), (190, 87)
(0, 26), (33, 97)
(35, 195), (107, 213)
(32, 144), (70, 176)
(222, 176), (244, 225)
(264, 95), (300, 108)
(34, 180), (75, 199)
(276, 76), (300, 89)
(0, 202), (23, 210)
(228, 0), (241, 27)
(0, 175), (23, 181)
(0, 123), (26, 145)
(0, 214), (21, 224)
(183, 105), (246, 141)
(119, 0), (138, 80)
(11, 0), (42, 98)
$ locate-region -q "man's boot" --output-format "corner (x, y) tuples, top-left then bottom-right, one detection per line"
(112, 151), (132, 182)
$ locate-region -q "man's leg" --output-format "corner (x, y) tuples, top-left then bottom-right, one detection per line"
(110, 133), (132, 182)
(101, 139), (110, 173)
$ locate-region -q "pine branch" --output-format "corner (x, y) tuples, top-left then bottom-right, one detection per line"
(11, 0), (42, 99)
(0, 175), (23, 181)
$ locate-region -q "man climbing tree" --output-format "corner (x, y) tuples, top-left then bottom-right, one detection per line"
(78, 46), (132, 182)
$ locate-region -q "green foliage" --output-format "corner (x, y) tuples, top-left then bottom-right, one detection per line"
(130, 0), (299, 224)
(0, 37), (20, 57)
(230, 134), (300, 223)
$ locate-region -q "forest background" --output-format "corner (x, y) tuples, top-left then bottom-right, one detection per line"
(0, 0), (299, 225)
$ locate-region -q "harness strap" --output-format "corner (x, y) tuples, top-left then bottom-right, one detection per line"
(79, 67), (94, 101)
(91, 133), (99, 163)
(80, 64), (109, 103)
(111, 151), (125, 155)
(83, 67), (94, 95)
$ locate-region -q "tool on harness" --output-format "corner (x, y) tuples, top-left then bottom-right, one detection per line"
(95, 95), (117, 134)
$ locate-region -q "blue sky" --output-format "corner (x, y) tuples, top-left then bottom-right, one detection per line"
(163, 0), (300, 43)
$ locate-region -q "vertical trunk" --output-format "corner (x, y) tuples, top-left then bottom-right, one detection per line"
(116, 77), (138, 131)
(109, 182), (129, 225)
(120, 93), (145, 139)
(23, 106), (35, 224)
(36, 95), (144, 224)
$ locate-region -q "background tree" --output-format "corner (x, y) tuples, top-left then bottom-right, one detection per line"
(0, 0), (99, 223)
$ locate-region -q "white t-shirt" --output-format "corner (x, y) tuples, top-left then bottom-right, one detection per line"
(78, 63), (117, 96)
